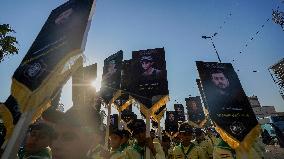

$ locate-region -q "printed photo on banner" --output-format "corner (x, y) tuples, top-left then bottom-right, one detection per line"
(173, 104), (185, 122)
(131, 48), (168, 108)
(101, 51), (123, 103)
(196, 61), (258, 142)
(13, 0), (94, 91)
(165, 111), (178, 133)
(185, 96), (205, 124)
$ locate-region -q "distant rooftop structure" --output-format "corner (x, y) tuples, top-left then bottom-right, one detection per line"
(269, 58), (284, 100)
(253, 106), (277, 118)
(248, 95), (261, 108)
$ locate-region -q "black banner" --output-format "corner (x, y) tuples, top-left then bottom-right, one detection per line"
(13, 0), (94, 91)
(101, 50), (123, 103)
(110, 114), (119, 130)
(196, 61), (259, 148)
(185, 96), (205, 125)
(131, 48), (169, 109)
(165, 111), (178, 133)
(121, 109), (137, 123)
(174, 104), (185, 122)
(113, 60), (132, 111)
(4, 96), (21, 125)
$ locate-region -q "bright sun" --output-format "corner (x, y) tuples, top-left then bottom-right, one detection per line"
(91, 79), (101, 91)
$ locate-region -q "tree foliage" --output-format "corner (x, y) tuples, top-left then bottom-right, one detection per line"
(0, 24), (18, 62)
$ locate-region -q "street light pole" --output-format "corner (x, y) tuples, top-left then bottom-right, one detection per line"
(202, 33), (222, 63)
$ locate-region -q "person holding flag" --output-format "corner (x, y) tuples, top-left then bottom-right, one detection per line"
(172, 122), (206, 159)
(124, 119), (165, 159)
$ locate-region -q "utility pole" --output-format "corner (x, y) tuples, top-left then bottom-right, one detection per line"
(202, 33), (222, 63)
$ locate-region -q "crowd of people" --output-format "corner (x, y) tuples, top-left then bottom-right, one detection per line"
(8, 102), (274, 159)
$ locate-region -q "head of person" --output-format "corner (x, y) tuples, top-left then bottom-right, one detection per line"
(51, 106), (103, 159)
(24, 122), (55, 154)
(140, 56), (154, 71)
(109, 129), (123, 150)
(195, 128), (205, 143)
(178, 123), (194, 146)
(168, 113), (175, 122)
(130, 119), (146, 145)
(210, 69), (230, 91)
(121, 129), (130, 145)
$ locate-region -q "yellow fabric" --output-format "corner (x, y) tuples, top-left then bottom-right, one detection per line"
(197, 115), (208, 128)
(11, 50), (83, 113)
(0, 104), (14, 142)
(31, 101), (51, 123)
(194, 136), (213, 158)
(113, 97), (132, 112)
(172, 144), (207, 159)
(89, 145), (104, 159)
(109, 150), (125, 159)
(214, 122), (261, 150)
(208, 136), (221, 146)
(131, 95), (169, 119)
(124, 142), (165, 159)
(152, 108), (166, 122)
(120, 99), (132, 112)
(213, 141), (264, 159)
(150, 95), (169, 115)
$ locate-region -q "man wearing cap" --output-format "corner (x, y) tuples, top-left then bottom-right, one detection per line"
(124, 119), (165, 159)
(120, 129), (131, 151)
(100, 129), (125, 159)
(213, 138), (264, 159)
(140, 55), (161, 77)
(18, 122), (55, 159)
(172, 123), (206, 159)
(194, 128), (213, 159)
(51, 106), (104, 159)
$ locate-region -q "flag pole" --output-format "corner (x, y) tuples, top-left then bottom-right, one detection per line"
(1, 109), (36, 159)
(105, 103), (111, 148)
(146, 111), (151, 159)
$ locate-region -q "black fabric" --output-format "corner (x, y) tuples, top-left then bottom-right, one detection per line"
(165, 111), (178, 133)
(185, 96), (205, 125)
(4, 95), (21, 124)
(13, 0), (94, 91)
(174, 104), (185, 122)
(130, 48), (169, 109)
(196, 61), (258, 142)
(113, 60), (132, 109)
(100, 50), (123, 103)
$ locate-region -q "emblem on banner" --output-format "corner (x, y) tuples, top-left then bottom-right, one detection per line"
(25, 62), (42, 78)
(230, 121), (245, 135)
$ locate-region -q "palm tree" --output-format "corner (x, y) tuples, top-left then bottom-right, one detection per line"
(0, 24), (18, 62)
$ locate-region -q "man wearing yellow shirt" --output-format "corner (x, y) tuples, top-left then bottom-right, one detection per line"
(124, 119), (165, 159)
(213, 138), (264, 159)
(172, 123), (206, 159)
(194, 128), (213, 159)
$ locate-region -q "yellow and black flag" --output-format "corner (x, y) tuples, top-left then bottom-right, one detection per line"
(185, 96), (206, 127)
(131, 48), (169, 117)
(101, 50), (123, 105)
(113, 60), (133, 112)
(0, 0), (96, 142)
(196, 61), (260, 150)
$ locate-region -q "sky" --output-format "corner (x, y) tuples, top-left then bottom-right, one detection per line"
(0, 0), (284, 121)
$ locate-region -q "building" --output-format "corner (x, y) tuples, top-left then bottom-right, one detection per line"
(248, 95), (261, 108)
(253, 106), (277, 118)
(269, 58), (284, 100)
